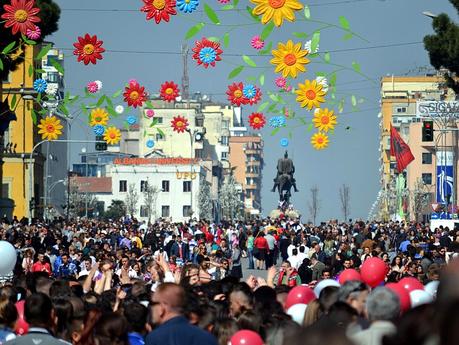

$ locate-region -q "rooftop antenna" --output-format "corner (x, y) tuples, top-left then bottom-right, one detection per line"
(181, 43), (190, 109)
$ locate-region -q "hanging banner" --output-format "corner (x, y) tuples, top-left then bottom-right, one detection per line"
(436, 151), (454, 203)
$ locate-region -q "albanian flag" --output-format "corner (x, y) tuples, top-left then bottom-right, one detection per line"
(390, 124), (415, 173)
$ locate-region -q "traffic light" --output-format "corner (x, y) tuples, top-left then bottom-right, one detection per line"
(422, 120), (434, 142)
(95, 135), (107, 151)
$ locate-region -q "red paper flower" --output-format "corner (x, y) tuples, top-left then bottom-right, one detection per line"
(192, 38), (223, 68)
(1, 0), (40, 35)
(160, 81), (180, 102)
(247, 86), (262, 105)
(226, 82), (249, 106)
(73, 34), (105, 65)
(140, 0), (177, 24)
(171, 116), (189, 133)
(249, 112), (266, 130)
(123, 81), (147, 108)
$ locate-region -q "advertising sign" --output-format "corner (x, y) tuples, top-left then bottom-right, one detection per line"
(436, 151), (454, 204)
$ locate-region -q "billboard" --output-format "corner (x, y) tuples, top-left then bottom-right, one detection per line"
(417, 101), (459, 118)
(437, 151), (454, 204)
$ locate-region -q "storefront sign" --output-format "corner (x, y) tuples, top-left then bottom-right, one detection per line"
(176, 172), (197, 180)
(113, 157), (198, 165)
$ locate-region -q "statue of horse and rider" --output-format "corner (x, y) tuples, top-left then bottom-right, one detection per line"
(271, 151), (298, 207)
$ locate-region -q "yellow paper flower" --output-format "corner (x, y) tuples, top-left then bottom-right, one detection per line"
(251, 0), (303, 27)
(313, 108), (337, 132)
(104, 126), (121, 145)
(311, 132), (329, 150)
(37, 116), (63, 141)
(89, 108), (109, 127)
(270, 40), (309, 78)
(295, 79), (326, 110)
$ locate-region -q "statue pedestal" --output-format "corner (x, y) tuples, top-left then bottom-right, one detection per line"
(269, 208), (300, 220)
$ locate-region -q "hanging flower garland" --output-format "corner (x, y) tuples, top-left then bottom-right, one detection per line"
(192, 37), (223, 68)
(73, 34), (105, 65)
(171, 115), (189, 133)
(37, 116), (63, 141)
(160, 81), (180, 102)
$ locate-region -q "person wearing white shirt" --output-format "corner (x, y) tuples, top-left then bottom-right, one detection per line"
(296, 245), (309, 264)
(288, 248), (301, 269)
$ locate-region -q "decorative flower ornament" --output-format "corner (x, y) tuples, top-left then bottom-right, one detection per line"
(243, 84), (257, 99)
(45, 84), (58, 96)
(33, 79), (47, 93)
(115, 105), (125, 114)
(226, 82), (249, 106)
(271, 40), (310, 78)
(145, 109), (155, 118)
(218, 0), (230, 3)
(295, 79), (326, 110)
(311, 132), (329, 150)
(304, 40), (319, 54)
(192, 37), (223, 68)
(269, 116), (286, 128)
(140, 0), (177, 24)
(87, 81), (99, 94)
(313, 108), (337, 132)
(171, 116), (189, 133)
(280, 138), (289, 147)
(37, 116), (63, 141)
(95, 80), (103, 90)
(177, 0), (199, 13)
(160, 81), (180, 102)
(123, 81), (147, 108)
(126, 115), (137, 125)
(250, 0), (303, 27)
(73, 34), (105, 65)
(247, 87), (262, 105)
(26, 26), (40, 40)
(89, 108), (109, 127)
(248, 112), (266, 130)
(251, 36), (265, 50)
(316, 76), (329, 93)
(104, 126), (121, 145)
(275, 76), (287, 88)
(93, 124), (105, 136)
(1, 0), (41, 35)
(146, 139), (155, 148)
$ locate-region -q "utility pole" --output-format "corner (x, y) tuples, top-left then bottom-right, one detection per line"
(181, 43), (190, 109)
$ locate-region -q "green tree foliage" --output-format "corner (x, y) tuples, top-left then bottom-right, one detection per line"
(424, 0), (459, 93)
(104, 200), (126, 220)
(198, 179), (213, 221)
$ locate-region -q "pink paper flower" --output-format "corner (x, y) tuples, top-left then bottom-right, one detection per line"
(145, 109), (155, 118)
(218, 0), (230, 3)
(284, 85), (292, 92)
(251, 36), (265, 50)
(87, 81), (99, 93)
(275, 76), (287, 88)
(129, 79), (138, 86)
(26, 26), (41, 40)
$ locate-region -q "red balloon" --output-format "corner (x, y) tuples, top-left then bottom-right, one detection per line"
(399, 277), (424, 293)
(230, 330), (263, 345)
(386, 282), (411, 313)
(339, 269), (362, 285)
(285, 285), (316, 309)
(15, 318), (28, 335)
(360, 257), (387, 287)
(15, 300), (25, 318)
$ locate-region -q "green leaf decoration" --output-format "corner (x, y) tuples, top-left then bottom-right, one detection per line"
(49, 58), (64, 75)
(299, 117), (307, 125)
(0, 58), (3, 71)
(36, 92), (41, 104)
(58, 104), (70, 116)
(352, 61), (361, 73)
(259, 41), (272, 55)
(21, 35), (36, 45)
(246, 6), (261, 22)
(10, 94), (17, 110)
(358, 98), (365, 104)
(35, 43), (52, 61)
(304, 5), (311, 19)
(342, 33), (353, 41)
(96, 95), (106, 107)
(222, 4), (234, 10)
(185, 22), (205, 39)
(234, 0), (239, 7)
(28, 64), (34, 78)
(292, 32), (308, 39)
(228, 65), (244, 79)
(145, 100), (154, 108)
(107, 106), (118, 117)
(260, 21), (274, 41)
(309, 53), (319, 59)
(2, 41), (16, 55)
(339, 16), (350, 30)
(268, 103), (277, 112)
(223, 32), (230, 48)
(351, 95), (357, 106)
(324, 52), (331, 63)
(246, 75), (257, 82)
(106, 96), (114, 109)
(307, 123), (314, 131)
(259, 74), (265, 86)
(288, 131), (293, 139)
(204, 4), (220, 25)
(269, 93), (279, 102)
(150, 118), (159, 127)
(243, 55), (257, 67)
(271, 128), (280, 136)
(35, 68), (45, 74)
(207, 36), (220, 42)
(157, 127), (165, 137)
(257, 101), (269, 112)
(329, 73), (337, 86)
(112, 90), (122, 98)
(31, 110), (37, 124)
(311, 31), (320, 53)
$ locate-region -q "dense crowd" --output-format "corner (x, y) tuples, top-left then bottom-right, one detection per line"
(0, 215), (457, 345)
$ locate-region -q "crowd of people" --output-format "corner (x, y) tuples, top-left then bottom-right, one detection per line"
(0, 215), (458, 345)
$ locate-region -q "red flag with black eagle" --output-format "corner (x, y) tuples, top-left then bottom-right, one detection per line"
(390, 124), (415, 173)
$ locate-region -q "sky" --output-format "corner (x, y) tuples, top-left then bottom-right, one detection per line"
(48, 0), (456, 221)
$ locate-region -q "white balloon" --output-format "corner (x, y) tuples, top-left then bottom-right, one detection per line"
(287, 303), (308, 325)
(314, 279), (340, 298)
(409, 289), (433, 308)
(0, 241), (17, 275)
(424, 281), (440, 298)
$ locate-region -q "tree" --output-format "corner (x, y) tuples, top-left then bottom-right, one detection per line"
(198, 178), (213, 221)
(125, 183), (138, 217)
(424, 1), (459, 93)
(220, 174), (243, 220)
(411, 179), (431, 222)
(143, 182), (159, 223)
(339, 184), (351, 221)
(103, 200), (126, 220)
(67, 185), (98, 218)
(308, 186), (320, 225)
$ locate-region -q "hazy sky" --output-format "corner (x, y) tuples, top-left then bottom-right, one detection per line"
(48, 0), (454, 221)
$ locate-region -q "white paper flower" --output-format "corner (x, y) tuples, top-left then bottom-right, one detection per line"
(115, 105), (124, 114)
(304, 40), (319, 54)
(316, 76), (328, 93)
(95, 80), (103, 90)
(45, 83), (58, 96)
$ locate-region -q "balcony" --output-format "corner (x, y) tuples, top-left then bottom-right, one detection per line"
(245, 184), (258, 190)
(246, 172), (259, 178)
(246, 160), (261, 166)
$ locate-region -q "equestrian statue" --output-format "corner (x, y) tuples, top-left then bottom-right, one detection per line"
(271, 151), (298, 207)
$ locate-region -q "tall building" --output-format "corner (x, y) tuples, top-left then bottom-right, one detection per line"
(378, 74), (457, 221)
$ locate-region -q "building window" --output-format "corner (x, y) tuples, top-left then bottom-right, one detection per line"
(195, 149), (204, 158)
(2, 183), (9, 198)
(161, 206), (170, 217)
(422, 173), (432, 185)
(396, 107), (407, 113)
(422, 152), (432, 164)
(222, 120), (230, 130)
(183, 205), (192, 217)
(221, 152), (228, 160)
(156, 133), (164, 141)
(221, 136), (229, 146)
(119, 180), (127, 192)
(162, 180), (170, 192)
(156, 117), (163, 124)
(140, 205), (149, 218)
(140, 180), (148, 192)
(183, 181), (191, 192)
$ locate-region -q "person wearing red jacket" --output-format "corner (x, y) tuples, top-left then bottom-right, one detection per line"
(31, 252), (52, 276)
(254, 232), (269, 270)
(277, 260), (301, 287)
